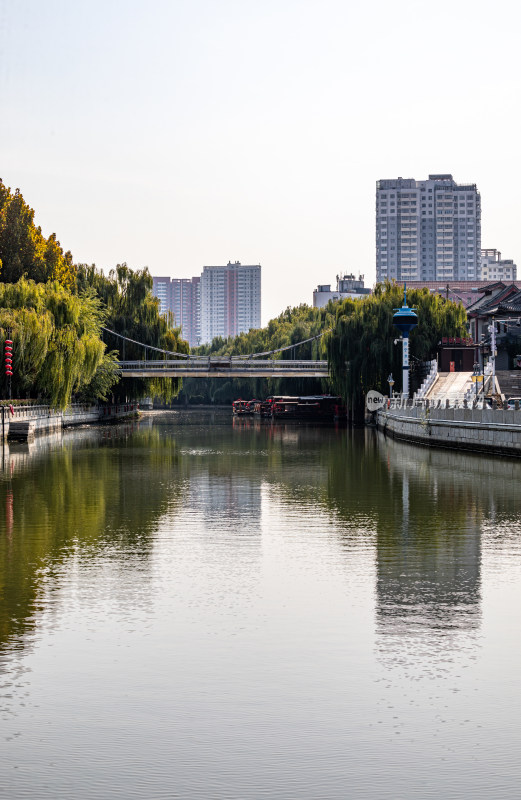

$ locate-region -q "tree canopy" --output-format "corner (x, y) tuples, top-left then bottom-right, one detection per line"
(0, 279), (119, 408)
(325, 282), (468, 418)
(76, 263), (189, 402)
(0, 180), (76, 290)
(0, 179), (189, 405)
(175, 303), (335, 404)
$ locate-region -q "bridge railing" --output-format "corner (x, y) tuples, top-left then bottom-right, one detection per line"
(118, 359), (328, 371)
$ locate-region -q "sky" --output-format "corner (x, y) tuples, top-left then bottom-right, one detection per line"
(1, 0), (520, 324)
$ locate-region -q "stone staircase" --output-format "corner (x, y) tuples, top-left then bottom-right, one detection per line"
(425, 371), (473, 402)
(496, 371), (521, 399)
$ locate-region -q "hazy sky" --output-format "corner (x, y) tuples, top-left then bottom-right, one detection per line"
(1, 0), (520, 323)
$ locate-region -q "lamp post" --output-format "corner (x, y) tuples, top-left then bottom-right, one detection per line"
(393, 286), (418, 399)
(472, 361), (483, 400)
(387, 373), (395, 398)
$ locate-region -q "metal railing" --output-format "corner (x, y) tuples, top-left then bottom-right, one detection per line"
(118, 358), (329, 373)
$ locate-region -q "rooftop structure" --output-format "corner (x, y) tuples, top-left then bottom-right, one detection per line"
(313, 273), (370, 308)
(480, 249), (517, 282)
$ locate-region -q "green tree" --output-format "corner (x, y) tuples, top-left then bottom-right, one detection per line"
(325, 282), (468, 422)
(0, 279), (118, 408)
(76, 263), (189, 402)
(0, 180), (76, 289)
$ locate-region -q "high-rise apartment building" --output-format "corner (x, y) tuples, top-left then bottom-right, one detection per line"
(376, 174), (481, 283)
(152, 276), (172, 316)
(151, 275), (201, 347)
(200, 261), (261, 344)
(152, 261), (261, 348)
(170, 277), (201, 348)
(480, 249), (517, 282)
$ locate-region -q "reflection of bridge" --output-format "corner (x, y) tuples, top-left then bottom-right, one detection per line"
(119, 359), (329, 379)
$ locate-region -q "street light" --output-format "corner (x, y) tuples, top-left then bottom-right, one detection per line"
(472, 361), (483, 400)
(387, 373), (395, 398)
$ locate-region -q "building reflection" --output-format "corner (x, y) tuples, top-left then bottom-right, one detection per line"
(370, 432), (521, 672)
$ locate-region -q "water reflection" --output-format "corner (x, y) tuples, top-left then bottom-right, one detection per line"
(4, 414), (519, 671)
(371, 434), (485, 674)
(3, 413), (521, 797)
(0, 421), (186, 657)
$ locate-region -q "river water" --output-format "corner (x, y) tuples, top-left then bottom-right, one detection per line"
(1, 410), (521, 798)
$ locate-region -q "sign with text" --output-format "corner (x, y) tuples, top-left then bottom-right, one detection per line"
(402, 337), (409, 366)
(366, 390), (385, 411)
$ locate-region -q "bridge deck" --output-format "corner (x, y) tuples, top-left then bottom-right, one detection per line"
(118, 359), (329, 379)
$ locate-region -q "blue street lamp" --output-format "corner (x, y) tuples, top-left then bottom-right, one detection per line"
(393, 286), (418, 398)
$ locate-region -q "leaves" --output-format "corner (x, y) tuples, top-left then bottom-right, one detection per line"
(0, 279), (112, 408)
(326, 282), (468, 412)
(0, 181), (76, 289)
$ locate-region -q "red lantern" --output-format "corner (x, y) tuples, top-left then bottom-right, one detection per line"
(4, 338), (13, 378)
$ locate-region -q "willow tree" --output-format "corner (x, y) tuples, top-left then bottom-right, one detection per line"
(183, 302), (335, 403)
(325, 282), (468, 422)
(0, 279), (119, 408)
(76, 263), (189, 402)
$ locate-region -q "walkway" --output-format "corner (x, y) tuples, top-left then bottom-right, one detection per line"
(118, 359), (329, 379)
(426, 371), (473, 402)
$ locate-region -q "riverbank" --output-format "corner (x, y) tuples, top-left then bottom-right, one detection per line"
(1, 403), (139, 442)
(377, 400), (521, 457)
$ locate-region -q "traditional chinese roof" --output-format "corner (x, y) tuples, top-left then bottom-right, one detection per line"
(467, 283), (521, 316)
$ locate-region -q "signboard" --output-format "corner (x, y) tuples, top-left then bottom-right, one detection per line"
(402, 338), (409, 366)
(366, 390), (385, 412)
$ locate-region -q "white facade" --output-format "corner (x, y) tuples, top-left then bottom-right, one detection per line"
(200, 261), (261, 345)
(153, 262), (261, 348)
(376, 174), (481, 283)
(152, 276), (171, 315)
(480, 249), (517, 281)
(313, 274), (370, 308)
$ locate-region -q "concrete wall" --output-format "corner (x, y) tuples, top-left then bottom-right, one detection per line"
(1, 403), (139, 441)
(377, 403), (521, 456)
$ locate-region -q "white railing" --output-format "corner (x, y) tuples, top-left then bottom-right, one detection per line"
(414, 360), (438, 400)
(384, 395), (509, 411)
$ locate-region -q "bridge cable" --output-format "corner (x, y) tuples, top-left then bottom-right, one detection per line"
(101, 327), (194, 359)
(103, 326), (330, 362)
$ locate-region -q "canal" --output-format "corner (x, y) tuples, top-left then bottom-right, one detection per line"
(1, 410), (521, 798)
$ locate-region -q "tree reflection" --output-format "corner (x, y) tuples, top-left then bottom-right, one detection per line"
(0, 423), (185, 656)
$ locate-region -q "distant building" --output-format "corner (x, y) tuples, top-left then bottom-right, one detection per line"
(200, 261), (261, 345)
(152, 276), (172, 316)
(152, 261), (261, 348)
(151, 276), (201, 347)
(480, 249), (517, 281)
(376, 174), (481, 283)
(313, 274), (370, 308)
(171, 277), (201, 348)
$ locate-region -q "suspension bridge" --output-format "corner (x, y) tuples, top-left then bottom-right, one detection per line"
(103, 329), (330, 379)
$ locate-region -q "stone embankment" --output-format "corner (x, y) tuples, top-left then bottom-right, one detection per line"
(377, 399), (521, 457)
(1, 403), (138, 441)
